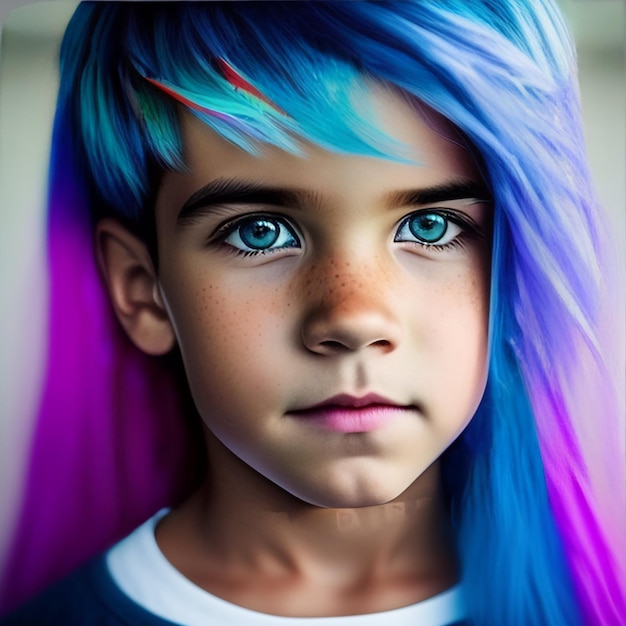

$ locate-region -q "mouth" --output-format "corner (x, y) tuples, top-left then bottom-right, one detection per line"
(288, 393), (415, 433)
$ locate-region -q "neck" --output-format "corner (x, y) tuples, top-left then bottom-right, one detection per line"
(156, 433), (458, 615)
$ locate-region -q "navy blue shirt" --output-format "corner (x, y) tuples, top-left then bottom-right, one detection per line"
(1, 555), (179, 626)
(1, 555), (468, 626)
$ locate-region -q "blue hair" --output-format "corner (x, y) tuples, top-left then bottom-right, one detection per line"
(3, 2), (623, 623)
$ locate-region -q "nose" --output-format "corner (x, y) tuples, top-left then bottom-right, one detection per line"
(299, 261), (402, 356)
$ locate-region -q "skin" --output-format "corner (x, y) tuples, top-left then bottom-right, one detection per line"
(97, 89), (491, 617)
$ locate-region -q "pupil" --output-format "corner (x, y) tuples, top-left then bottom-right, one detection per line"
(409, 214), (447, 243)
(240, 219), (279, 249)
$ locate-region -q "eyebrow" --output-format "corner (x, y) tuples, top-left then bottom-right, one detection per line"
(177, 178), (323, 226)
(383, 180), (491, 208)
(176, 177), (491, 226)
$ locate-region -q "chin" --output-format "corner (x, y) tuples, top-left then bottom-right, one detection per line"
(294, 478), (410, 510)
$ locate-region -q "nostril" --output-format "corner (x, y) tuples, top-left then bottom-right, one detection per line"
(319, 340), (351, 352)
(371, 339), (392, 349)
(301, 309), (402, 355)
(317, 338), (393, 354)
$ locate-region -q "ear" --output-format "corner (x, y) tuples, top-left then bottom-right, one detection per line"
(96, 218), (176, 355)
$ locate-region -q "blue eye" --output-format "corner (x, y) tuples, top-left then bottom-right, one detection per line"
(395, 210), (463, 247)
(222, 215), (300, 253)
(408, 213), (447, 242)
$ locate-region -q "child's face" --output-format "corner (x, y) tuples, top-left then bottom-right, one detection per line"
(152, 90), (491, 508)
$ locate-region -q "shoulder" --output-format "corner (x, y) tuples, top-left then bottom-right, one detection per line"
(0, 553), (179, 626)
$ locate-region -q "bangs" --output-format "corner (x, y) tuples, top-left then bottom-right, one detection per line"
(67, 2), (414, 222)
(132, 36), (406, 161)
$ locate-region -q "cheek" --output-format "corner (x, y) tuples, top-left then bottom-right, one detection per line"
(162, 274), (291, 417)
(417, 265), (490, 428)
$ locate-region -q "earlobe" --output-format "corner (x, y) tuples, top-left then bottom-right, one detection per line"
(96, 218), (176, 355)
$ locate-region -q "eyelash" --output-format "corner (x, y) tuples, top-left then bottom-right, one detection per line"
(394, 209), (483, 252)
(210, 213), (300, 257)
(209, 209), (482, 256)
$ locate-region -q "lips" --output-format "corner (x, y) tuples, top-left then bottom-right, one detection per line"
(289, 393), (413, 433)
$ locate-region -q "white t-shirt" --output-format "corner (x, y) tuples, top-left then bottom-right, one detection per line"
(107, 509), (465, 626)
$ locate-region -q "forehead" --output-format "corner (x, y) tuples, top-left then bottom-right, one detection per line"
(156, 89), (482, 217)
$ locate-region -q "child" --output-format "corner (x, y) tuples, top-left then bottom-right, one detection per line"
(1, 1), (624, 624)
